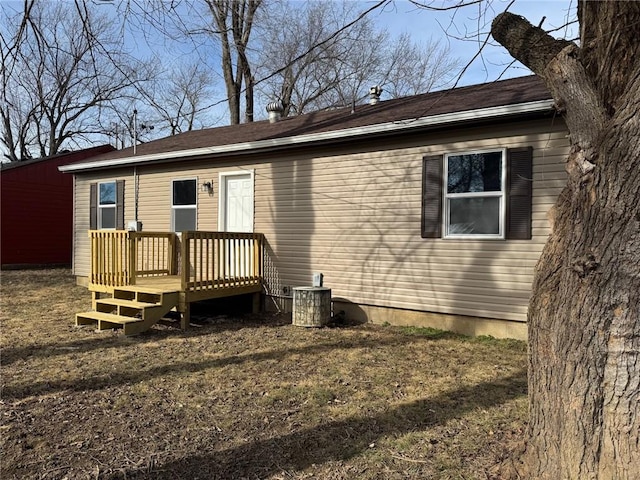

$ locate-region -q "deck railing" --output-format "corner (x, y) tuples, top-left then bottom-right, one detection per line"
(89, 230), (131, 288)
(181, 231), (264, 292)
(89, 230), (177, 288)
(88, 230), (263, 293)
(130, 231), (177, 278)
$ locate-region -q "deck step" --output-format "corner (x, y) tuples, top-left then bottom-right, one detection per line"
(76, 311), (143, 328)
(78, 287), (180, 335)
(94, 298), (164, 321)
(77, 310), (142, 324)
(113, 285), (169, 295)
(112, 287), (178, 305)
(96, 298), (161, 308)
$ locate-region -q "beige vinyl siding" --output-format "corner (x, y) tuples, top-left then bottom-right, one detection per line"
(74, 167), (222, 277)
(136, 169), (218, 232)
(73, 169), (133, 276)
(72, 117), (569, 323)
(254, 118), (568, 323)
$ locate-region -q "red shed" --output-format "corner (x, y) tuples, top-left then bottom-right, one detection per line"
(1, 145), (115, 268)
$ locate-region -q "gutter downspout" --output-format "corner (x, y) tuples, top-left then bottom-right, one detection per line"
(134, 166), (139, 224)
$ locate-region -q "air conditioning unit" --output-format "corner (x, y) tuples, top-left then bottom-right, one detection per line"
(127, 220), (142, 231)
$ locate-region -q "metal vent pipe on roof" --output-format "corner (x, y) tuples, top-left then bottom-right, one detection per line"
(266, 101), (284, 123)
(369, 86), (382, 105)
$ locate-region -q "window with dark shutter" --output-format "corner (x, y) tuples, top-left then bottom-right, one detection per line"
(90, 183), (97, 230)
(91, 180), (124, 229)
(421, 155), (443, 238)
(421, 147), (533, 240)
(116, 179), (125, 230)
(506, 147), (533, 240)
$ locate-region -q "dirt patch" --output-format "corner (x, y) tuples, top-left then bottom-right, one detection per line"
(1, 269), (528, 479)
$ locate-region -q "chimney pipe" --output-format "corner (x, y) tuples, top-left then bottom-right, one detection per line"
(369, 86), (382, 105)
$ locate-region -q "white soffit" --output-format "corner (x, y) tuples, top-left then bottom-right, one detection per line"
(60, 99), (554, 173)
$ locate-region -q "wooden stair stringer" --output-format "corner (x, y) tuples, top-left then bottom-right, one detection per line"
(76, 287), (179, 335)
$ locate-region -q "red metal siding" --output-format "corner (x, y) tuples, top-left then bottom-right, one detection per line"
(1, 145), (114, 267)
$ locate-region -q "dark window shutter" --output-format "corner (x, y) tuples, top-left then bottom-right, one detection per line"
(506, 147), (533, 240)
(116, 179), (125, 230)
(89, 183), (97, 230)
(422, 155), (443, 238)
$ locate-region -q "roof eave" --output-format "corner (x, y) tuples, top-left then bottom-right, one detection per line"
(59, 99), (554, 173)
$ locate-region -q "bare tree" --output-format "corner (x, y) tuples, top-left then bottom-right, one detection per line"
(487, 3), (640, 478)
(115, 0), (450, 125)
(0, 1), (151, 161)
(312, 5), (389, 109)
(146, 61), (215, 135)
(256, 0), (346, 116)
(380, 32), (459, 98)
(256, 1), (459, 116)
(205, 0), (262, 124)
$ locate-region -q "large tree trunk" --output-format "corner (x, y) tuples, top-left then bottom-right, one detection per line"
(207, 0), (260, 125)
(492, 5), (640, 479)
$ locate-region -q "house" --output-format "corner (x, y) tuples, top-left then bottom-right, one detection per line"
(1, 145), (115, 269)
(59, 76), (569, 339)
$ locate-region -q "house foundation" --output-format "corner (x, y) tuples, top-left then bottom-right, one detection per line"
(333, 300), (528, 341)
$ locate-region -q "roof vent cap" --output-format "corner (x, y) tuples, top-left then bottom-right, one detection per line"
(369, 86), (382, 105)
(266, 101), (284, 123)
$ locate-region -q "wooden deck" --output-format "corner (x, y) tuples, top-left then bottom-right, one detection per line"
(131, 275), (261, 297)
(79, 230), (264, 334)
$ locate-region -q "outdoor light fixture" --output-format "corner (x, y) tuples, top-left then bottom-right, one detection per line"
(201, 181), (213, 194)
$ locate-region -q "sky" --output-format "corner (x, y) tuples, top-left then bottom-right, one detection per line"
(373, 0), (577, 86)
(1, 0), (578, 155)
(126, 0), (578, 125)
(106, 0), (578, 90)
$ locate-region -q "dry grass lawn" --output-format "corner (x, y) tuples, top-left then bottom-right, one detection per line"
(1, 269), (528, 479)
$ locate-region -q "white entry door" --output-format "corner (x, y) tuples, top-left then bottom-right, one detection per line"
(220, 172), (254, 233)
(218, 172), (254, 279)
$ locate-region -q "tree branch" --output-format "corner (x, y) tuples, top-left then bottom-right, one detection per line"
(491, 11), (607, 174)
(491, 12), (573, 76)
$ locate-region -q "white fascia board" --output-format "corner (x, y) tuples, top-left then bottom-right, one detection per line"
(60, 99), (553, 173)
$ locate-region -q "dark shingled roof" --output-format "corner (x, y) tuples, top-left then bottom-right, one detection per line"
(70, 76), (551, 166)
(2, 144), (114, 171)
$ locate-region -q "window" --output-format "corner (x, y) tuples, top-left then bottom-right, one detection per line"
(98, 182), (117, 229)
(172, 179), (197, 232)
(445, 150), (505, 238)
(422, 147), (533, 240)
(90, 180), (124, 230)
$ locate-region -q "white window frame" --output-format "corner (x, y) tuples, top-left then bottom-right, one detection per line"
(171, 177), (198, 232)
(98, 181), (117, 230)
(443, 148), (507, 240)
(217, 170), (255, 232)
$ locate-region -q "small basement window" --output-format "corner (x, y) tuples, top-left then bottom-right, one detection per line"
(172, 178), (197, 232)
(444, 150), (505, 238)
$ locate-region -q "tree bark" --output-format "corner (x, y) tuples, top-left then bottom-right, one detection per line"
(209, 1), (241, 125)
(492, 6), (640, 479)
(207, 0), (260, 125)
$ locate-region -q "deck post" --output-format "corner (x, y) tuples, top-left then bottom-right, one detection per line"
(180, 234), (190, 331)
(91, 291), (99, 310)
(181, 301), (190, 330)
(180, 232), (189, 292)
(169, 234), (177, 275)
(252, 292), (261, 314)
(127, 233), (136, 285)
